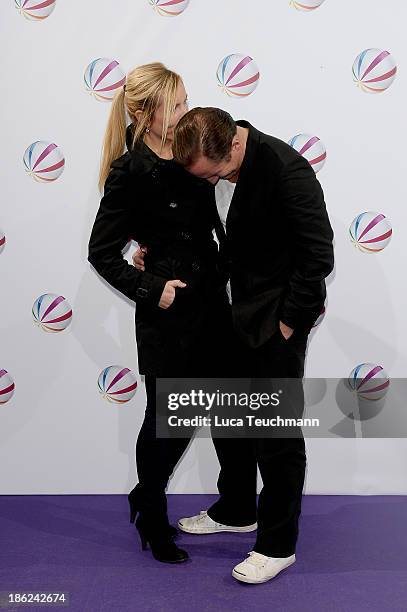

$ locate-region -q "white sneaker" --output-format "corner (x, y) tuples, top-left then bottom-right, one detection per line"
(178, 510), (257, 534)
(232, 551), (296, 584)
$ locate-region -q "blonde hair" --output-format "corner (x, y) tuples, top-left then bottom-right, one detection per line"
(98, 62), (181, 192)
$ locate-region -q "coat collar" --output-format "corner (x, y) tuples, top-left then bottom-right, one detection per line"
(235, 119), (260, 183)
(222, 120), (260, 231)
(125, 123), (162, 176)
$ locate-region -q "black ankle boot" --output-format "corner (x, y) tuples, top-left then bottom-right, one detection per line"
(135, 516), (189, 564)
(128, 489), (178, 539)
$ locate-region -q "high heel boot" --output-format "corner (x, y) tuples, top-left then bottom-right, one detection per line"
(135, 516), (189, 563)
(128, 488), (178, 539)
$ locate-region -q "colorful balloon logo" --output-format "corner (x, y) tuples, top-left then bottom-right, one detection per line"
(23, 141), (65, 182)
(349, 212), (392, 253)
(348, 363), (390, 401)
(15, 0), (57, 20)
(290, 0), (325, 10)
(32, 294), (72, 332)
(288, 133), (327, 173)
(150, 0), (190, 16)
(216, 54), (260, 97)
(0, 228), (5, 254)
(84, 58), (126, 102)
(0, 370), (15, 404)
(352, 49), (397, 93)
(97, 366), (138, 403)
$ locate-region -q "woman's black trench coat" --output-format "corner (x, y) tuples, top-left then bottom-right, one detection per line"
(88, 127), (229, 376)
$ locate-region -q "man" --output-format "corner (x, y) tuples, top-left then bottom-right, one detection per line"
(134, 107), (334, 583)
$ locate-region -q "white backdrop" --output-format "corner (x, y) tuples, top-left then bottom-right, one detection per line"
(1, 0), (406, 494)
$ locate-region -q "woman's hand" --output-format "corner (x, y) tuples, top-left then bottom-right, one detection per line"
(133, 246), (186, 308)
(159, 280), (187, 309)
(132, 245), (147, 271)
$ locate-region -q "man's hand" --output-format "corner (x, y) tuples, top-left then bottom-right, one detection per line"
(159, 280), (187, 309)
(132, 245), (147, 271)
(279, 320), (294, 340)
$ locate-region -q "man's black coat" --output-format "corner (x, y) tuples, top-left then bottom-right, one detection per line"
(221, 120), (334, 348)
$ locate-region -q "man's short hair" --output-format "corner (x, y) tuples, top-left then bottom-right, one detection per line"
(173, 107), (237, 167)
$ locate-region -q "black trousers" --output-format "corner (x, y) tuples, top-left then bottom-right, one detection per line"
(133, 293), (308, 555)
(134, 375), (192, 529)
(207, 326), (309, 557)
(132, 288), (232, 531)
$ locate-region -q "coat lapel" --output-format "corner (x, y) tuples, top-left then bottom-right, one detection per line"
(225, 120), (260, 233)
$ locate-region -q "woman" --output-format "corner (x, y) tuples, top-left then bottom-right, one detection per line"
(87, 63), (231, 563)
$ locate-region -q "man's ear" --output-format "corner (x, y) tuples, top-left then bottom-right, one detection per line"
(231, 135), (241, 152)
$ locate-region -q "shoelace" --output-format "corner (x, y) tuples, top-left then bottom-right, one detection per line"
(195, 511), (222, 526)
(192, 511), (225, 528)
(196, 511), (208, 523)
(245, 551), (268, 568)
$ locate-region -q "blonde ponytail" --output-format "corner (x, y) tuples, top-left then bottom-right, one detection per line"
(98, 87), (127, 192)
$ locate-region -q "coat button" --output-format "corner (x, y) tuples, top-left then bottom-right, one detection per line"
(136, 287), (148, 299)
(169, 202), (178, 208)
(181, 231), (192, 241)
(191, 261), (200, 272)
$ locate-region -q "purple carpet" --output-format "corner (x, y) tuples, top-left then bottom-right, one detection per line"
(1, 494), (406, 611)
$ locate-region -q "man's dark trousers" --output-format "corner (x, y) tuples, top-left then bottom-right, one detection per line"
(207, 324), (309, 557)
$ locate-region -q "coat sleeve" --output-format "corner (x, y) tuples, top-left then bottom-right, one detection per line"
(277, 154), (334, 329)
(87, 156), (167, 306)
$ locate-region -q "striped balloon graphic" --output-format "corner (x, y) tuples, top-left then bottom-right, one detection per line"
(23, 141), (65, 182)
(216, 54), (260, 97)
(290, 0), (325, 10)
(32, 293), (72, 332)
(348, 363), (390, 401)
(352, 49), (397, 93)
(150, 0), (190, 16)
(349, 212), (392, 253)
(84, 58), (126, 102)
(0, 370), (15, 404)
(15, 0), (57, 20)
(288, 133), (327, 173)
(98, 366), (138, 403)
(0, 228), (5, 254)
